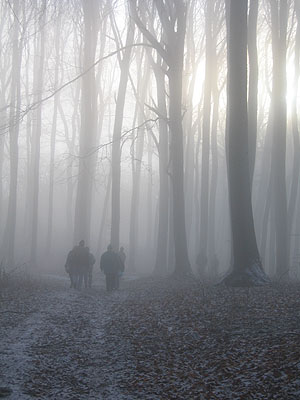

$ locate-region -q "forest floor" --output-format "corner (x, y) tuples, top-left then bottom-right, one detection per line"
(1, 273), (300, 399)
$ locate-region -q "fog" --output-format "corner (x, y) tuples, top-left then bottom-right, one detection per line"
(3, 1), (300, 398)
(0, 0), (299, 283)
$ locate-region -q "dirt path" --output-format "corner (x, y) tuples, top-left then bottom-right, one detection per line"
(0, 278), (130, 399)
(2, 277), (300, 399)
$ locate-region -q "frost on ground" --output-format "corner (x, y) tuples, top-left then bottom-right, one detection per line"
(1, 275), (300, 399)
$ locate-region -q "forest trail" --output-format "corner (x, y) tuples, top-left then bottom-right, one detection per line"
(0, 277), (130, 399)
(1, 277), (300, 399)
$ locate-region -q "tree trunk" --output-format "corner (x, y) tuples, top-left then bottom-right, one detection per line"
(168, 66), (191, 275)
(2, 0), (22, 267)
(30, 0), (46, 267)
(224, 0), (268, 286)
(199, 0), (214, 276)
(97, 169), (112, 255)
(287, 0), (300, 267)
(46, 12), (61, 256)
(74, 0), (99, 244)
(270, 0), (288, 277)
(153, 62), (169, 274)
(128, 51), (149, 271)
(110, 18), (134, 251)
(247, 0), (259, 186)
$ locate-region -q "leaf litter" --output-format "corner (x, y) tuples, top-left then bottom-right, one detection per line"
(0, 276), (300, 399)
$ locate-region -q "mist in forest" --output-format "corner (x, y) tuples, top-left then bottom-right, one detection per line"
(0, 0), (299, 283)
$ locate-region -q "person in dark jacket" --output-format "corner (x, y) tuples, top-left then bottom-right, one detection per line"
(100, 244), (124, 291)
(70, 240), (89, 289)
(85, 247), (96, 289)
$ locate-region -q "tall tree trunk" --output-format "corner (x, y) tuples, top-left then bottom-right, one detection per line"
(110, 18), (134, 251)
(208, 84), (220, 275)
(74, 0), (99, 244)
(270, 0), (288, 277)
(225, 0), (267, 286)
(146, 130), (153, 247)
(199, 0), (214, 275)
(46, 12), (61, 256)
(97, 169), (112, 255)
(30, 0), (46, 267)
(169, 68), (191, 275)
(153, 60), (169, 274)
(128, 51), (149, 271)
(287, 0), (300, 266)
(2, 0), (22, 266)
(247, 0), (259, 186)
(130, 0), (191, 276)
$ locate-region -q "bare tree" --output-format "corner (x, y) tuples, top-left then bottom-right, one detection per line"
(110, 13), (135, 251)
(224, 0), (268, 286)
(2, 0), (22, 266)
(130, 0), (192, 276)
(29, 0), (47, 267)
(287, 0), (300, 267)
(74, 0), (99, 244)
(270, 0), (289, 277)
(247, 0), (259, 186)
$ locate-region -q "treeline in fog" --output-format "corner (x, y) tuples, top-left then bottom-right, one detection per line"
(0, 0), (299, 283)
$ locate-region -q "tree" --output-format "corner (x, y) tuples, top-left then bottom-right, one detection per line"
(198, 0), (214, 275)
(130, 0), (192, 276)
(110, 14), (135, 251)
(2, 0), (22, 266)
(247, 0), (259, 186)
(46, 7), (62, 255)
(270, 0), (289, 277)
(224, 0), (268, 286)
(287, 0), (300, 267)
(74, 0), (99, 244)
(29, 0), (46, 267)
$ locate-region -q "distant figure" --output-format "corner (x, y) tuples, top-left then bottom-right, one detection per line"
(65, 246), (76, 288)
(70, 240), (89, 289)
(100, 245), (124, 291)
(86, 247), (96, 289)
(196, 251), (207, 277)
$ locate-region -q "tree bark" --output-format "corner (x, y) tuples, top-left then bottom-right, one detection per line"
(46, 11), (61, 256)
(30, 0), (46, 267)
(74, 0), (99, 244)
(2, 0), (22, 266)
(270, 0), (289, 277)
(247, 0), (259, 186)
(199, 0), (214, 275)
(153, 62), (169, 274)
(110, 18), (135, 251)
(287, 0), (300, 267)
(224, 0), (268, 286)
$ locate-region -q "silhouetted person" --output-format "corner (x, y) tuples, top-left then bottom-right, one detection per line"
(65, 246), (76, 288)
(100, 245), (124, 291)
(71, 240), (89, 289)
(85, 247), (96, 289)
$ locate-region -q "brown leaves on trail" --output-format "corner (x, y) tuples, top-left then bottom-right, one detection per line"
(104, 279), (300, 399)
(1, 277), (300, 399)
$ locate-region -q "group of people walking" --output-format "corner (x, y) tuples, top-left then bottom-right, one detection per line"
(65, 241), (125, 291)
